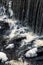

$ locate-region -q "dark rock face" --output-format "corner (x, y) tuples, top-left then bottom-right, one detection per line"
(0, 21), (10, 35)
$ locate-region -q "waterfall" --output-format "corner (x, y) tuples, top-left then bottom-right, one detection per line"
(12, 0), (43, 35)
(0, 0), (43, 65)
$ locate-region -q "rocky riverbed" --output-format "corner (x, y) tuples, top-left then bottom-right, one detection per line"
(0, 2), (43, 65)
(0, 18), (43, 65)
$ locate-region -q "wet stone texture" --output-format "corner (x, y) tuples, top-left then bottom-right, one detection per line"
(0, 18), (43, 65)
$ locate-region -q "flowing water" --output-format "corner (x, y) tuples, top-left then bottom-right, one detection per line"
(0, 0), (43, 65)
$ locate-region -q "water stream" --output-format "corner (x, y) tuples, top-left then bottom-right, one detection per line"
(0, 0), (43, 65)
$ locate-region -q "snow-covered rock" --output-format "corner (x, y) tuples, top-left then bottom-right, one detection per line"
(6, 44), (14, 49)
(0, 52), (8, 62)
(25, 48), (37, 57)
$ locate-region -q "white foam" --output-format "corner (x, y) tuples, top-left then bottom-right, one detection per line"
(6, 44), (14, 49)
(25, 48), (37, 57)
(0, 52), (8, 62)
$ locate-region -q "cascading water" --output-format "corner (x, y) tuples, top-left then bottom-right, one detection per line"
(0, 0), (43, 65)
(12, 0), (43, 35)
